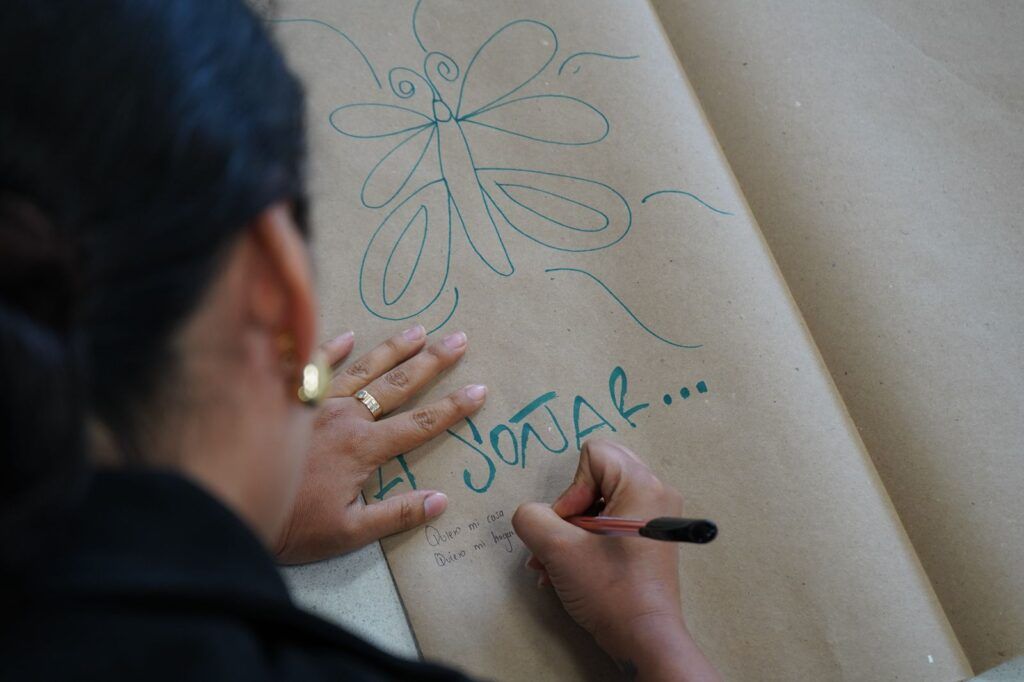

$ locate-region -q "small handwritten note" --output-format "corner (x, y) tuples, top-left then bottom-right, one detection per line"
(424, 509), (517, 569)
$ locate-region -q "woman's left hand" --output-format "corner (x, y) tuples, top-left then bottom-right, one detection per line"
(275, 325), (486, 564)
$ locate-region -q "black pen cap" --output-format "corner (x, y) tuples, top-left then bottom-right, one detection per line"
(639, 517), (718, 543)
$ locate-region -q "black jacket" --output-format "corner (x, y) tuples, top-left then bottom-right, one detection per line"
(1, 470), (471, 681)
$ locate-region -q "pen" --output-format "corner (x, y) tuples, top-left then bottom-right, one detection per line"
(567, 516), (718, 543)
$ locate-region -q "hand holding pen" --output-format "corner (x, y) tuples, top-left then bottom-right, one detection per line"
(513, 439), (721, 682)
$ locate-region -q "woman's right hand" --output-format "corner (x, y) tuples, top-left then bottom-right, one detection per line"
(512, 439), (720, 682)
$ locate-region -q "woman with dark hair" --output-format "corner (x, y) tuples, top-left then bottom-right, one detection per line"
(0, 1), (718, 680)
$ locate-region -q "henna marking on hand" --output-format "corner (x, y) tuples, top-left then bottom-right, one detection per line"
(412, 409), (436, 432)
(346, 360), (370, 378)
(385, 368), (410, 388)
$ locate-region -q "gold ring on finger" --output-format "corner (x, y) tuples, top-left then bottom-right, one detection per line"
(355, 389), (383, 420)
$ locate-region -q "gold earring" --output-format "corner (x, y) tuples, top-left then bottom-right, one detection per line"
(280, 333), (328, 407)
(297, 350), (330, 407)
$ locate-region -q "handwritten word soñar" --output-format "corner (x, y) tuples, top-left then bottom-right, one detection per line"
(374, 366), (709, 498)
(448, 366), (649, 493)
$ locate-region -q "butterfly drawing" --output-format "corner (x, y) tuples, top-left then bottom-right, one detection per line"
(329, 19), (633, 323)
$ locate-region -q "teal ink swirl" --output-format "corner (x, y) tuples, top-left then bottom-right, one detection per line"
(557, 51), (639, 76)
(544, 267), (702, 349)
(270, 18), (381, 89)
(426, 288), (459, 335)
(412, 0), (427, 52)
(641, 189), (733, 216)
(383, 205), (428, 304)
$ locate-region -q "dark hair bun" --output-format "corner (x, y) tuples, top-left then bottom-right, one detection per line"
(0, 194), (78, 333)
(0, 195), (85, 582)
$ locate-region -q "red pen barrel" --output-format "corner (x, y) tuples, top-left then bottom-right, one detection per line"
(566, 516), (646, 536)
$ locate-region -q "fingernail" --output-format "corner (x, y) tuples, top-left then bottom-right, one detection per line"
(335, 330), (354, 343)
(403, 325), (425, 341)
(443, 331), (467, 349)
(465, 384), (487, 401)
(423, 492), (448, 518)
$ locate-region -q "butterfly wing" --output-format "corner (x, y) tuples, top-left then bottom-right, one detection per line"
(478, 169), (631, 252)
(360, 126), (437, 209)
(329, 103), (432, 139)
(456, 20), (557, 119)
(359, 180), (453, 321)
(329, 102), (436, 209)
(460, 94), (608, 146)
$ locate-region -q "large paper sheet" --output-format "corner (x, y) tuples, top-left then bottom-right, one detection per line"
(274, 2), (970, 679)
(652, 0), (1024, 672)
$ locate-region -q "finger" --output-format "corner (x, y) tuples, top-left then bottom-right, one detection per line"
(524, 555), (551, 587)
(551, 438), (652, 518)
(331, 325), (426, 397)
(352, 490), (449, 544)
(369, 384), (486, 463)
(512, 502), (585, 564)
(358, 331), (468, 416)
(321, 331), (355, 368)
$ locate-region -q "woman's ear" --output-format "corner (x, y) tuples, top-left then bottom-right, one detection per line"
(247, 202), (317, 368)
